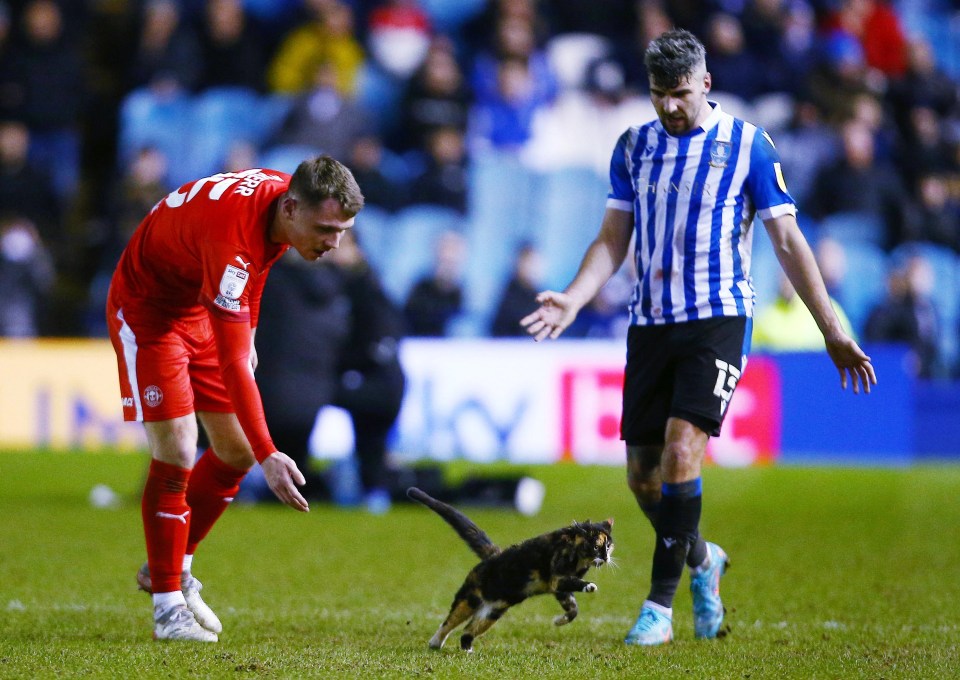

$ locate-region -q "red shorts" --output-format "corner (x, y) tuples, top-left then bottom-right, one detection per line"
(106, 296), (233, 422)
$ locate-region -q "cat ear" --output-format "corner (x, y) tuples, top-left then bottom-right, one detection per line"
(603, 518), (614, 528)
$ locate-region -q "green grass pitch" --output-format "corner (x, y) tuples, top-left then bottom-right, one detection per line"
(1, 451), (959, 678)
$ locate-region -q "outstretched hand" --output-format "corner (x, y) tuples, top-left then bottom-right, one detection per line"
(824, 334), (877, 394)
(520, 291), (579, 341)
(261, 452), (310, 512)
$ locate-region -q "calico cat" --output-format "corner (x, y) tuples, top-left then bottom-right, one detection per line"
(407, 487), (614, 652)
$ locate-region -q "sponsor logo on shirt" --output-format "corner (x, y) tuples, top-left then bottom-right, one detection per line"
(214, 294), (241, 311)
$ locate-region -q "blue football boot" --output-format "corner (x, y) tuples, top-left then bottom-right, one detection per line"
(690, 542), (729, 639)
(624, 602), (673, 646)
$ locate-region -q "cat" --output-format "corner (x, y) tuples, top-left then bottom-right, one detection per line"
(406, 486), (614, 652)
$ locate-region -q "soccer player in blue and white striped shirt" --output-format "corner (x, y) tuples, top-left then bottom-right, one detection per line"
(521, 29), (876, 646)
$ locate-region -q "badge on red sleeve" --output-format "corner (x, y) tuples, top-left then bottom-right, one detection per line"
(215, 264), (249, 311)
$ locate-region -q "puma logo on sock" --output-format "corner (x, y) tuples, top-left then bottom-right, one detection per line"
(156, 510), (190, 524)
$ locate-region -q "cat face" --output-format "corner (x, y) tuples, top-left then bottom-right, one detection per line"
(573, 519), (615, 568)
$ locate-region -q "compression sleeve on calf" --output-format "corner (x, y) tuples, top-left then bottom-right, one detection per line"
(209, 314), (277, 463)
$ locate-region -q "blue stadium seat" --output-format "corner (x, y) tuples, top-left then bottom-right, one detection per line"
(529, 167), (608, 290)
(836, 241), (888, 338)
(355, 61), (404, 137)
(257, 144), (323, 174)
(254, 93), (295, 145)
(379, 204), (466, 304)
(186, 87), (264, 182)
(751, 91), (795, 134)
(420, 0), (486, 32)
(463, 152), (537, 322)
(911, 11), (960, 80)
(352, 205), (393, 278)
(818, 211), (885, 248)
(118, 88), (192, 178)
(749, 218), (782, 312)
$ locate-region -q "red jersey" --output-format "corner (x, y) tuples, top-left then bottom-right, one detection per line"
(113, 168), (291, 321)
(110, 168), (292, 461)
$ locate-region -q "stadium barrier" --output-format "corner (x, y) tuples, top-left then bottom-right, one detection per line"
(0, 339), (943, 462)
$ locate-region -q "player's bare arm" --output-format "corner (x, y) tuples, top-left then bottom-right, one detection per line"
(763, 214), (877, 394)
(522, 208), (634, 341)
(249, 327), (258, 372)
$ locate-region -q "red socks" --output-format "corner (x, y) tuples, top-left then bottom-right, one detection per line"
(142, 459), (191, 594)
(142, 451), (247, 592)
(185, 449), (247, 555)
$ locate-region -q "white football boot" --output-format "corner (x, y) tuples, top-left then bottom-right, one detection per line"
(153, 604), (218, 642)
(138, 564), (223, 634)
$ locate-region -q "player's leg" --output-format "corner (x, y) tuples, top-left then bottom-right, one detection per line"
(648, 418), (709, 605)
(621, 325), (679, 645)
(163, 411), (254, 634)
(107, 302), (216, 641)
(335, 365), (404, 511)
(627, 444), (708, 570)
(670, 317), (746, 639)
(187, 411), (254, 554)
(142, 416), (217, 641)
(626, 444), (663, 527)
(621, 323), (671, 528)
(183, 328), (254, 557)
(626, 418), (708, 645)
(142, 414), (199, 603)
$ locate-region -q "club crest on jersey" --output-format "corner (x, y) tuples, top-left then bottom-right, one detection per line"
(219, 264), (249, 300)
(143, 385), (163, 408)
(708, 140), (732, 168)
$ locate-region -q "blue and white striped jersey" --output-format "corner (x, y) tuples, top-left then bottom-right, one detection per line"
(607, 102), (796, 325)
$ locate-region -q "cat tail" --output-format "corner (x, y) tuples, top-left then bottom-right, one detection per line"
(407, 487), (501, 559)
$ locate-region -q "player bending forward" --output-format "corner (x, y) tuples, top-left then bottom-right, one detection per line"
(107, 156), (364, 641)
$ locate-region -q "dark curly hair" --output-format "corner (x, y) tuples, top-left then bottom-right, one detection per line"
(643, 29), (707, 89)
(289, 155), (365, 216)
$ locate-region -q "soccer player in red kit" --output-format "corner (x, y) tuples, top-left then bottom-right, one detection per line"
(106, 156), (364, 641)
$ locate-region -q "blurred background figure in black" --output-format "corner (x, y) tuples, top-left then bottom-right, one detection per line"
(253, 230), (406, 513)
(326, 229), (407, 513)
(490, 241), (542, 337)
(254, 248), (350, 501)
(403, 228), (466, 336)
(269, 60), (373, 162)
(864, 253), (943, 379)
(0, 215), (54, 338)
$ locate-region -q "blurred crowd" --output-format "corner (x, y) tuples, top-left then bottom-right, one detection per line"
(2, 0), (960, 379)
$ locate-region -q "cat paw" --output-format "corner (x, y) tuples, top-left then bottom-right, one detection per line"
(553, 614), (571, 626)
(583, 583), (598, 593)
(428, 636), (444, 649)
